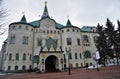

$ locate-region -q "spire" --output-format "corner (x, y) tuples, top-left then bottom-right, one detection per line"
(20, 14), (27, 23)
(42, 1), (49, 19)
(66, 19), (72, 26)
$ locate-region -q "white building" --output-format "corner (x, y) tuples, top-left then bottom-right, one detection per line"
(0, 2), (99, 72)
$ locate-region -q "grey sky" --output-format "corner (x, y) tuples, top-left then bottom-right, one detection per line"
(0, 0), (120, 48)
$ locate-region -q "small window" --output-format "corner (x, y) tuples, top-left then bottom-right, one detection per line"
(54, 30), (56, 34)
(13, 26), (15, 29)
(67, 29), (69, 32)
(19, 25), (21, 29)
(15, 66), (18, 70)
(31, 29), (33, 31)
(72, 29), (75, 32)
(22, 65), (26, 70)
(25, 26), (28, 30)
(58, 31), (60, 34)
(50, 30), (52, 33)
(8, 66), (11, 70)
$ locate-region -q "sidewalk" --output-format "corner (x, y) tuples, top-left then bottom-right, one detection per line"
(0, 65), (120, 79)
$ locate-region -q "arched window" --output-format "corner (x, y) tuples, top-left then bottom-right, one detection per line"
(8, 66), (11, 70)
(23, 53), (26, 60)
(84, 51), (91, 58)
(22, 65), (26, 70)
(15, 66), (18, 70)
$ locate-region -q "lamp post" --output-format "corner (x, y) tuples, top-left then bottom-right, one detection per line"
(65, 47), (71, 75)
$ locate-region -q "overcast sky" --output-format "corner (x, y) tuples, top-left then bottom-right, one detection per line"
(0, 0), (120, 48)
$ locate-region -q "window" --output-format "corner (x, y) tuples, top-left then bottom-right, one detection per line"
(83, 35), (89, 42)
(8, 66), (11, 70)
(94, 36), (98, 43)
(81, 63), (83, 67)
(67, 38), (72, 45)
(15, 66), (18, 70)
(72, 29), (75, 32)
(25, 26), (28, 30)
(19, 25), (21, 29)
(23, 53), (26, 60)
(80, 53), (82, 59)
(37, 39), (42, 46)
(69, 53), (72, 59)
(84, 51), (91, 58)
(16, 53), (19, 60)
(77, 38), (81, 45)
(9, 54), (12, 60)
(22, 65), (26, 70)
(75, 53), (77, 59)
(12, 26), (15, 29)
(30, 54), (32, 60)
(54, 30), (56, 34)
(9, 35), (16, 44)
(67, 29), (69, 32)
(22, 36), (29, 44)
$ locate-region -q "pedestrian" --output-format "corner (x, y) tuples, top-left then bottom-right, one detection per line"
(85, 63), (88, 70)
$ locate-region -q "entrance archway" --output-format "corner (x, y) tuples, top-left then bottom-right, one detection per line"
(45, 55), (58, 72)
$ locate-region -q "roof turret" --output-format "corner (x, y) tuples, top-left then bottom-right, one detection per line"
(41, 1), (50, 19)
(20, 15), (27, 23)
(66, 19), (73, 26)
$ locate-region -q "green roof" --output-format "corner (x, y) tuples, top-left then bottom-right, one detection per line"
(66, 19), (72, 26)
(29, 20), (64, 28)
(20, 15), (27, 23)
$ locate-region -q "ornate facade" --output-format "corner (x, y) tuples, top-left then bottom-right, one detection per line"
(0, 2), (98, 72)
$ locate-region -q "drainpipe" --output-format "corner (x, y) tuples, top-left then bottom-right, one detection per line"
(32, 28), (35, 69)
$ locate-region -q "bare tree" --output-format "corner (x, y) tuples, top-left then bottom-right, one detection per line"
(0, 0), (8, 35)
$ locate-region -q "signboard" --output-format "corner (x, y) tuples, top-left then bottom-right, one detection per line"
(95, 51), (100, 60)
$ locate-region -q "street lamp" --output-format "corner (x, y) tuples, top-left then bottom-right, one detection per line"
(65, 47), (71, 75)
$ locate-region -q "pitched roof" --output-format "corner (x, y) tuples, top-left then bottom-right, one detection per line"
(20, 15), (27, 23)
(81, 26), (96, 32)
(66, 19), (73, 26)
(29, 20), (64, 28)
(41, 1), (49, 19)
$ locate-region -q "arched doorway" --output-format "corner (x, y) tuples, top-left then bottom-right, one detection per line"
(45, 55), (58, 72)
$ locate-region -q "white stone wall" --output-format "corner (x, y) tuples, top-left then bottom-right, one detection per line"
(3, 23), (34, 71)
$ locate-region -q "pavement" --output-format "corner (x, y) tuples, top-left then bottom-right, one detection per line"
(0, 65), (120, 79)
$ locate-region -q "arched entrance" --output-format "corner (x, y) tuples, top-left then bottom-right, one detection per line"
(45, 55), (58, 72)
